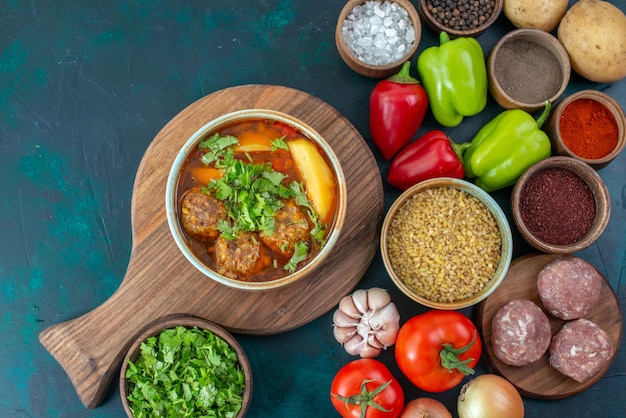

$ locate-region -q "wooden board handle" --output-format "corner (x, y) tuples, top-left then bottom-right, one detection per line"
(38, 246), (184, 409)
(39, 290), (137, 408)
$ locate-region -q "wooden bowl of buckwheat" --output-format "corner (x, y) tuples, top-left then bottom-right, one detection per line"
(381, 177), (513, 309)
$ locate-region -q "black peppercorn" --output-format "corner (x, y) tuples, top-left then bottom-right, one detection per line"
(426, 0), (495, 31)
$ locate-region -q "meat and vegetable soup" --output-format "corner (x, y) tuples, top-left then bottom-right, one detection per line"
(176, 118), (338, 282)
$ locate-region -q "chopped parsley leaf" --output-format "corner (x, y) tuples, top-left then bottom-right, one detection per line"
(271, 136), (289, 151)
(285, 241), (309, 273)
(124, 326), (245, 417)
(216, 218), (236, 240)
(199, 132), (328, 272)
(205, 145), (296, 239)
(199, 134), (239, 165)
(289, 181), (326, 246)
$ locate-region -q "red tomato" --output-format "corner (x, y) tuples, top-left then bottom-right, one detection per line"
(395, 310), (481, 393)
(330, 359), (404, 418)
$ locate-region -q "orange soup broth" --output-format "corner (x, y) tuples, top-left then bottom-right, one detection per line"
(176, 118), (339, 282)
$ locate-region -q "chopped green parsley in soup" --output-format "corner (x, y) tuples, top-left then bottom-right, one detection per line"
(176, 118), (338, 282)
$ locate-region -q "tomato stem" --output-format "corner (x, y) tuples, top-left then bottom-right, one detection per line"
(332, 379), (394, 418)
(439, 331), (478, 376)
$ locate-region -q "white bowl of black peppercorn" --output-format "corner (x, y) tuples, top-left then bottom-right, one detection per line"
(417, 0), (503, 38)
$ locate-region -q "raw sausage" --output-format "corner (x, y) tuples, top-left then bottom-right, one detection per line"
(491, 299), (552, 366)
(537, 255), (602, 320)
(550, 319), (613, 383)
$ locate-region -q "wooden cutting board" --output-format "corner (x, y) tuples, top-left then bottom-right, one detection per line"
(38, 85), (384, 409)
(476, 253), (622, 399)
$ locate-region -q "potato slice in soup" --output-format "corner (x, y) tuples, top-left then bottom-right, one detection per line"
(288, 138), (336, 223)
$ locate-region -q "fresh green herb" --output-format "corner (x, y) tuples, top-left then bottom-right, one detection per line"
(200, 132), (328, 272)
(207, 158), (291, 238)
(263, 170), (288, 188)
(309, 222), (327, 244)
(199, 134), (239, 165)
(285, 241), (309, 273)
(216, 218), (236, 241)
(289, 181), (327, 246)
(125, 326), (245, 418)
(289, 181), (317, 222)
(271, 136), (289, 151)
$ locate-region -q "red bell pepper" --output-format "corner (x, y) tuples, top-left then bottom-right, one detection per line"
(387, 130), (470, 190)
(370, 61), (429, 160)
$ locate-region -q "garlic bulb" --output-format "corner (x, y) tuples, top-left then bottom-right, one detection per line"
(332, 288), (401, 358)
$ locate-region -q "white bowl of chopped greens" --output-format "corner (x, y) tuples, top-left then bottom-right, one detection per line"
(165, 109), (347, 291)
(120, 316), (252, 418)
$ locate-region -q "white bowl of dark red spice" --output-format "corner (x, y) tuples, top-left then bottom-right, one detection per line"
(546, 89), (626, 169)
(487, 28), (570, 113)
(336, 0), (421, 78)
(165, 109), (347, 291)
(417, 0), (502, 38)
(120, 316), (252, 418)
(511, 156), (611, 254)
(381, 177), (513, 310)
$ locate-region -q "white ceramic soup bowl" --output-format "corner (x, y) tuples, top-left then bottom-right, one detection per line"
(165, 109), (347, 291)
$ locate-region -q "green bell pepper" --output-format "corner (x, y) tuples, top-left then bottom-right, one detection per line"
(417, 31), (487, 128)
(463, 101), (552, 192)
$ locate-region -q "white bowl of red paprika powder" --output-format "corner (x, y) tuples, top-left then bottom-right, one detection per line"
(547, 90), (626, 169)
(511, 156), (610, 254)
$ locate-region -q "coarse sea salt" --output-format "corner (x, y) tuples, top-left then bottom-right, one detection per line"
(342, 0), (415, 66)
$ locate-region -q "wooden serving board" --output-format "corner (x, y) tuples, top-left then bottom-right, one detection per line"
(476, 253), (622, 399)
(38, 85), (384, 409)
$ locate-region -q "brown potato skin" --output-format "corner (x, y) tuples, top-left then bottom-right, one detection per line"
(558, 0), (626, 83)
(503, 0), (568, 32)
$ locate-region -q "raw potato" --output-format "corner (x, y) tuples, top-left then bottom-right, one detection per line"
(557, 0), (626, 83)
(503, 0), (568, 32)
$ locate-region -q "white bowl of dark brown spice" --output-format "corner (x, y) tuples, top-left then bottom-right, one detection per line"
(488, 28), (570, 112)
(336, 0), (421, 78)
(417, 0), (503, 38)
(546, 89), (626, 169)
(381, 177), (513, 310)
(511, 156), (610, 254)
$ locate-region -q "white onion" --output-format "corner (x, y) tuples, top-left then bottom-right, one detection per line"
(457, 374), (524, 418)
(332, 287), (400, 358)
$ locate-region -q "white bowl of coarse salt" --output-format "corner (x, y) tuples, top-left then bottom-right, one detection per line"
(335, 0), (422, 78)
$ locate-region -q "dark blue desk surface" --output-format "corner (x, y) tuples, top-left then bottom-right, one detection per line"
(2, 1), (625, 417)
